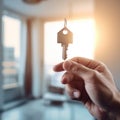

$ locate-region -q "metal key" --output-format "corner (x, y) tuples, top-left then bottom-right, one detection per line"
(57, 19), (73, 60)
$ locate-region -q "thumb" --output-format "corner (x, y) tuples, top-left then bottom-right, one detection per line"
(63, 60), (94, 80)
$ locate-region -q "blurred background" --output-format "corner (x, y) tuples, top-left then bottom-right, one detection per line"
(0, 0), (120, 120)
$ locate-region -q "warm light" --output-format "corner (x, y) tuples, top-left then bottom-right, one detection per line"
(68, 19), (95, 59)
(44, 19), (95, 65)
(2, 15), (21, 58)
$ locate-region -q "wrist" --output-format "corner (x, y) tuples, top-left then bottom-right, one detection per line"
(112, 89), (120, 115)
(97, 111), (117, 120)
(100, 89), (120, 120)
(105, 89), (120, 120)
(114, 90), (120, 120)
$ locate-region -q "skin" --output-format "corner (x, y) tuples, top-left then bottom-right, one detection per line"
(53, 57), (120, 120)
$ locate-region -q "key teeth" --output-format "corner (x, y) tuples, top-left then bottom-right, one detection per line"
(62, 44), (68, 60)
(62, 54), (67, 60)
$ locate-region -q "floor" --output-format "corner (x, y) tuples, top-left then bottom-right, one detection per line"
(0, 99), (94, 120)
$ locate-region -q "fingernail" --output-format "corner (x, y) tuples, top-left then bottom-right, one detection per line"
(63, 60), (72, 70)
(61, 77), (68, 84)
(73, 91), (80, 98)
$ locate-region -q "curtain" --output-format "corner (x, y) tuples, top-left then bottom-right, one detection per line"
(24, 19), (33, 98)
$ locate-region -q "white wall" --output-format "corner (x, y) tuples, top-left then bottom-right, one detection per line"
(31, 19), (44, 98)
(94, 0), (120, 89)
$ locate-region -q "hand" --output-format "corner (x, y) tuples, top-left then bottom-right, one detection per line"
(53, 57), (120, 120)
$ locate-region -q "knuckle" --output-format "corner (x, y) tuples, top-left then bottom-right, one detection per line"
(63, 72), (74, 79)
(95, 61), (106, 72)
(71, 65), (81, 73)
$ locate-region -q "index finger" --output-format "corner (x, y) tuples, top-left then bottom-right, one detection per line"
(71, 57), (100, 69)
(53, 57), (100, 72)
(53, 62), (64, 72)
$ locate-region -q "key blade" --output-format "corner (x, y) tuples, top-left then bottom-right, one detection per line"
(62, 44), (68, 60)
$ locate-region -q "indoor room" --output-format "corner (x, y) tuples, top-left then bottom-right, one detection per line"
(0, 0), (120, 120)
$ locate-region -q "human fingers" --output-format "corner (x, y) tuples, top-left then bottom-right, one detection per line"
(53, 57), (104, 73)
(71, 57), (102, 70)
(65, 84), (81, 99)
(63, 60), (95, 81)
(61, 72), (74, 84)
(61, 72), (83, 85)
(53, 57), (93, 72)
(53, 59), (93, 79)
(66, 84), (90, 103)
(53, 62), (64, 72)
(71, 58), (115, 84)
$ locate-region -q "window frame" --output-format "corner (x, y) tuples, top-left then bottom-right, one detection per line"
(2, 13), (22, 89)
(1, 10), (27, 103)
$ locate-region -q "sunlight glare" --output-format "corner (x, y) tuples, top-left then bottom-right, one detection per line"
(68, 19), (95, 59)
(3, 15), (21, 58)
(44, 19), (95, 65)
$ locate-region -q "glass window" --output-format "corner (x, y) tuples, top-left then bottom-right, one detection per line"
(44, 19), (95, 87)
(2, 15), (21, 89)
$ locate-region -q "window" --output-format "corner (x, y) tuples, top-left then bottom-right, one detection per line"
(2, 15), (21, 89)
(44, 19), (95, 87)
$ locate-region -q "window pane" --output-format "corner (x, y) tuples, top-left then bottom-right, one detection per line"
(2, 15), (21, 89)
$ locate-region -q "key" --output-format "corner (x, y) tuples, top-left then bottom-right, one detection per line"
(57, 19), (73, 60)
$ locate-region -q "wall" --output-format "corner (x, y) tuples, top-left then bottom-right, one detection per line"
(94, 0), (120, 89)
(31, 19), (44, 98)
